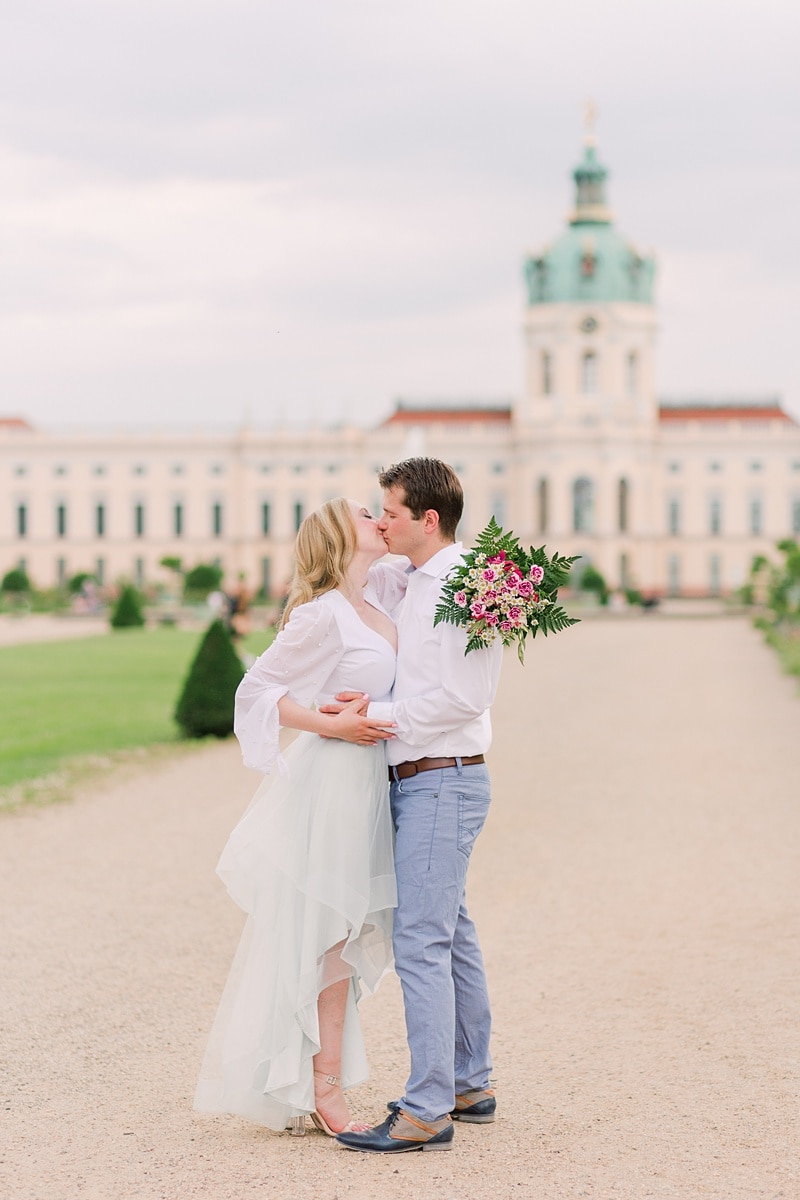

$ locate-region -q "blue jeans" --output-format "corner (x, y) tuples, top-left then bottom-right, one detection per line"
(389, 761), (493, 1122)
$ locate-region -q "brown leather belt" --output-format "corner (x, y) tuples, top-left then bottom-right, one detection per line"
(389, 754), (485, 781)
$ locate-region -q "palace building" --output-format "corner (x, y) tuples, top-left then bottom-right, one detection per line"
(2, 136), (799, 599)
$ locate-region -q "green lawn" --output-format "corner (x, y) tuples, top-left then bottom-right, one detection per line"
(0, 626), (272, 792)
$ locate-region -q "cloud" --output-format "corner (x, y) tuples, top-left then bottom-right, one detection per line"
(0, 0), (799, 424)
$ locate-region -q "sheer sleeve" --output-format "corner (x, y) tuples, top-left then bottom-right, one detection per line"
(368, 560), (410, 614)
(233, 599), (342, 774)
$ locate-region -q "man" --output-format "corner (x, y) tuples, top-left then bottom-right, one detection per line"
(332, 457), (503, 1153)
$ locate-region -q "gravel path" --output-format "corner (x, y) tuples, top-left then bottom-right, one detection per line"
(0, 615), (108, 646)
(2, 616), (798, 1200)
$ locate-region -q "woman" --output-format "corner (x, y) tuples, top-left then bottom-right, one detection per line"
(194, 498), (404, 1136)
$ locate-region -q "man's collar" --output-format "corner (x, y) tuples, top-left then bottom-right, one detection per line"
(413, 542), (463, 578)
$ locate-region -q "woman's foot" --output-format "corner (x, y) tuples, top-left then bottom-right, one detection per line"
(311, 1071), (370, 1135)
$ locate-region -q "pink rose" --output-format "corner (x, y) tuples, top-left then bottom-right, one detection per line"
(484, 588), (498, 601)
(470, 601), (487, 619)
(500, 620), (512, 632)
(508, 605), (523, 622)
(454, 590), (468, 607)
(517, 579), (534, 598)
(530, 564), (544, 584)
(485, 613), (499, 626)
(482, 568), (497, 582)
(487, 552), (506, 564)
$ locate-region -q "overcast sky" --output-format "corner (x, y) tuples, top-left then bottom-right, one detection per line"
(1, 0), (798, 430)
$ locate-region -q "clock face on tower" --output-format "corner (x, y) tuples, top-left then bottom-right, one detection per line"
(579, 315), (598, 333)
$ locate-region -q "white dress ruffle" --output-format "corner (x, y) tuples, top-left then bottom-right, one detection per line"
(195, 588), (398, 1131)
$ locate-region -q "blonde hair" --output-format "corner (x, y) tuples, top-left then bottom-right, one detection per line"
(280, 497), (357, 628)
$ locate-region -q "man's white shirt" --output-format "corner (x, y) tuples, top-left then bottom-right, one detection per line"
(369, 543), (503, 767)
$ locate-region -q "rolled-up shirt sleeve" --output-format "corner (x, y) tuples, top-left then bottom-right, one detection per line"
(234, 601), (341, 774)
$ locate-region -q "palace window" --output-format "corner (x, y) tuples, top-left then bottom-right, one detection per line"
(17, 503), (27, 538)
(56, 503), (67, 538)
(135, 557), (145, 587)
(626, 352), (638, 397)
(294, 502), (304, 532)
(542, 351), (553, 395)
(261, 557), (272, 598)
(261, 502), (271, 535)
(134, 503), (145, 538)
(749, 497), (763, 536)
(93, 464), (107, 477)
(173, 503), (184, 538)
(96, 558), (105, 586)
(57, 558), (67, 587)
(573, 477), (594, 533)
(619, 553), (630, 589)
(212, 503), (223, 538)
(709, 555), (722, 596)
(617, 478), (629, 533)
(491, 493), (506, 527)
(749, 461), (763, 473)
(708, 497), (722, 536)
(667, 497), (681, 536)
(581, 352), (598, 394)
(792, 498), (800, 535)
(14, 464), (28, 477)
(667, 554), (680, 596)
(95, 504), (106, 538)
(537, 478), (549, 535)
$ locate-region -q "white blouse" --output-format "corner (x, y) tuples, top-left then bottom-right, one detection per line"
(234, 586), (398, 775)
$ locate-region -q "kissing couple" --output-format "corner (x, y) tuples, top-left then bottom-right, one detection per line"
(195, 457), (502, 1153)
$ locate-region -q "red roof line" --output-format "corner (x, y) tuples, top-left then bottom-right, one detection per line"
(659, 406), (795, 424)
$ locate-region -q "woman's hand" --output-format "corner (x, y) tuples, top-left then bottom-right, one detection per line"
(326, 695), (396, 745)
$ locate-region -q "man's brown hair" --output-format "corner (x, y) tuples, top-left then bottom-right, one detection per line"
(378, 457), (463, 541)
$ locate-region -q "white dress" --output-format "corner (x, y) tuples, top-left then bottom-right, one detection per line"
(194, 586), (398, 1131)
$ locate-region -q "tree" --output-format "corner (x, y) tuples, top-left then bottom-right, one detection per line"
(2, 567), (31, 593)
(743, 541), (800, 624)
(110, 584), (146, 629)
(579, 563), (610, 606)
(183, 563), (223, 596)
(68, 572), (95, 595)
(174, 619), (245, 738)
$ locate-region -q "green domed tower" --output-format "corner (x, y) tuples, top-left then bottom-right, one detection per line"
(520, 129), (658, 432)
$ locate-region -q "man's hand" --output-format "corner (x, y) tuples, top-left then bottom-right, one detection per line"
(318, 690), (368, 716)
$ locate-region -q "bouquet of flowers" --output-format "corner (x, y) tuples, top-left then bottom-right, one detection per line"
(434, 517), (580, 661)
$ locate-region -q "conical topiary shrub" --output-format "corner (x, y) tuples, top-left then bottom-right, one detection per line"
(110, 584), (146, 629)
(174, 619), (245, 738)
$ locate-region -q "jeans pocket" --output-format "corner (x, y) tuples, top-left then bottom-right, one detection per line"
(457, 789), (489, 858)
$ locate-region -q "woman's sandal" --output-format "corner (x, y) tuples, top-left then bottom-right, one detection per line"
(310, 1071), (370, 1136)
